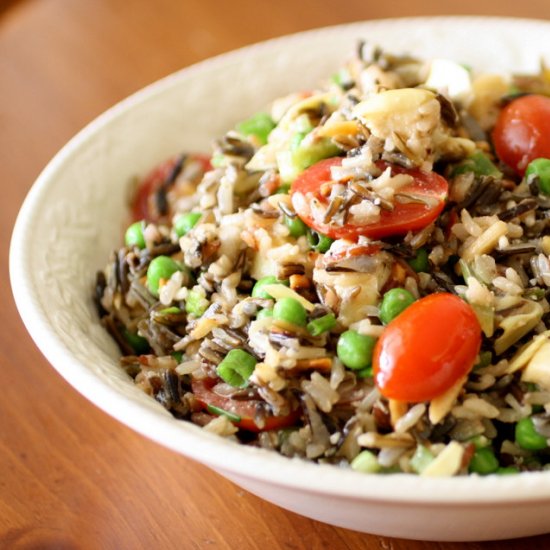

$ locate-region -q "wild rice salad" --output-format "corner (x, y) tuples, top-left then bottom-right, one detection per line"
(96, 42), (550, 476)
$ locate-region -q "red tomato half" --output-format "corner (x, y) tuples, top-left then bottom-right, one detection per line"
(373, 293), (481, 403)
(493, 94), (550, 175)
(290, 158), (448, 240)
(191, 379), (301, 432)
(132, 154), (211, 222)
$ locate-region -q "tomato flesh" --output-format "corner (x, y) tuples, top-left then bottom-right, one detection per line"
(290, 158), (448, 240)
(493, 94), (550, 175)
(191, 379), (300, 432)
(373, 293), (481, 402)
(132, 154), (211, 222)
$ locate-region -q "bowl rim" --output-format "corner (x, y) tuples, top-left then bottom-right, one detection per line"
(11, 15), (550, 506)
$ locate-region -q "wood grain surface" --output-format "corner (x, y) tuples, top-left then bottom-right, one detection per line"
(3, 1), (550, 549)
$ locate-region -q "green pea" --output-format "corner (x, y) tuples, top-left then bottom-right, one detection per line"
(125, 221), (146, 249)
(468, 447), (499, 475)
(146, 256), (182, 297)
(236, 112), (276, 145)
(408, 248), (429, 273)
(174, 212), (202, 238)
(284, 215), (308, 238)
(122, 328), (149, 354)
(307, 230), (333, 253)
(379, 288), (416, 325)
(515, 417), (548, 451)
(256, 308), (273, 320)
(273, 297), (307, 327)
(525, 158), (550, 195)
(351, 450), (381, 473)
(356, 366), (373, 379)
(251, 276), (288, 299)
(337, 330), (376, 370)
(468, 434), (490, 449)
(474, 351), (492, 370)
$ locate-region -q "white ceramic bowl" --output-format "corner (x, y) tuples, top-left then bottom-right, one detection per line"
(10, 16), (550, 542)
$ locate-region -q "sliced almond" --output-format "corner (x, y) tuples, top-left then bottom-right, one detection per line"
(428, 374), (468, 425)
(388, 399), (409, 428)
(421, 441), (464, 477)
(505, 330), (550, 374)
(263, 284), (316, 311)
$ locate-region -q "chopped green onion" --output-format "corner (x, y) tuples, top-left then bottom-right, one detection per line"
(410, 445), (435, 474)
(160, 306), (181, 314)
(291, 137), (340, 172)
(307, 313), (336, 336)
(351, 450), (381, 473)
(307, 230), (333, 253)
(185, 289), (207, 318)
(290, 131), (308, 151)
(276, 138), (340, 183)
(216, 349), (257, 388)
(236, 112), (276, 145)
(206, 404), (242, 423)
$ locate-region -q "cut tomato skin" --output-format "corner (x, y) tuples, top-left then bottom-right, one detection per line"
(290, 158), (448, 240)
(132, 154), (211, 222)
(493, 94), (550, 176)
(373, 293), (481, 403)
(191, 379), (300, 432)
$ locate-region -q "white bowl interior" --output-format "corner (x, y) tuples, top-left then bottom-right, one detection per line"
(10, 16), (550, 541)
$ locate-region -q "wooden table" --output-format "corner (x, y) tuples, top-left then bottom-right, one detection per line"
(3, 1), (550, 548)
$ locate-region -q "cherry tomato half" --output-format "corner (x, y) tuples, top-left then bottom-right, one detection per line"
(132, 154), (211, 222)
(290, 158), (448, 240)
(493, 94), (550, 175)
(191, 378), (301, 432)
(373, 293), (481, 402)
